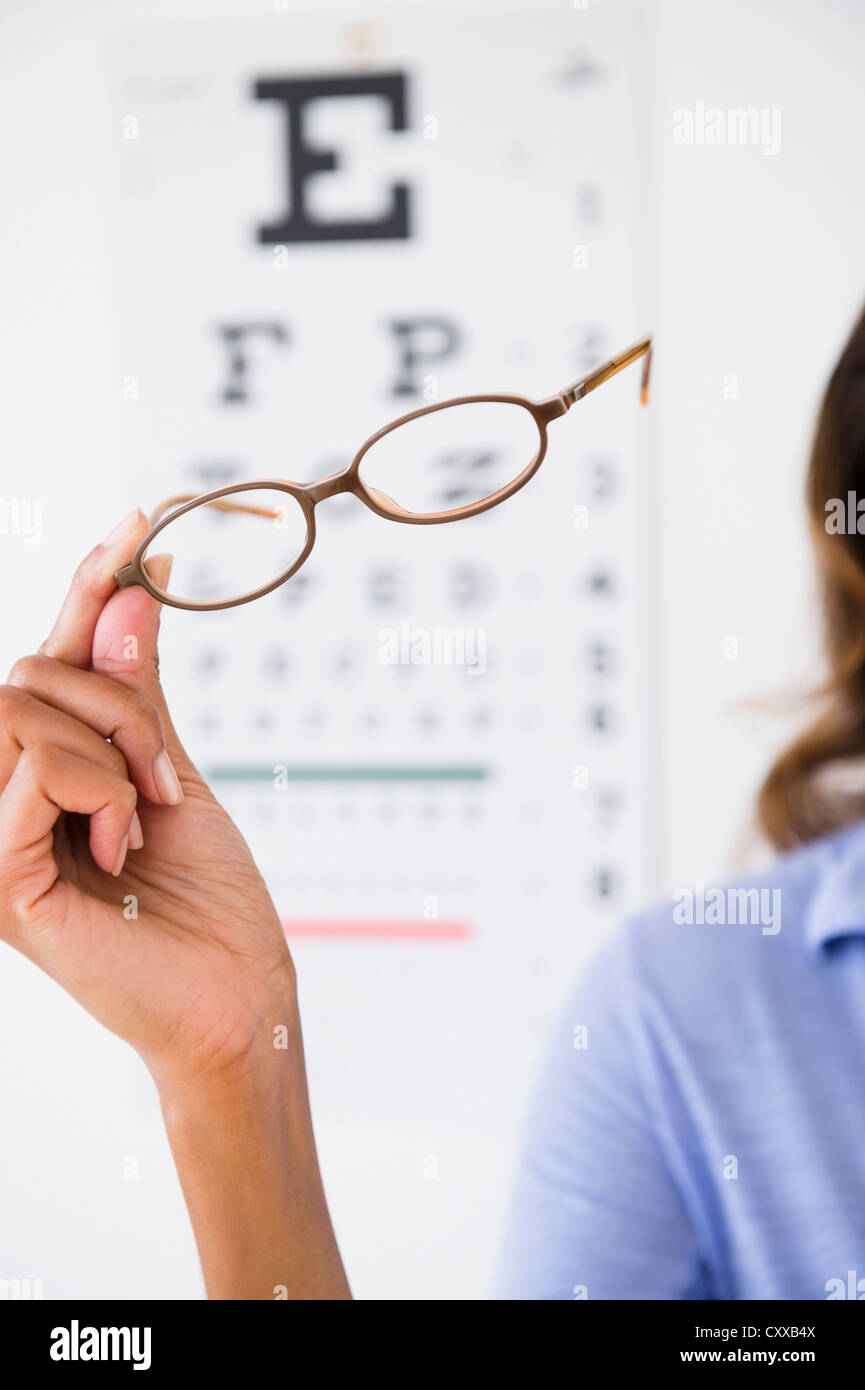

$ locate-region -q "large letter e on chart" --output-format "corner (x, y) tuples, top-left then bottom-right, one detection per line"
(253, 72), (411, 245)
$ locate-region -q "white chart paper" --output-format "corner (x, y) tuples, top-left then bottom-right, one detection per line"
(113, 1), (653, 1298)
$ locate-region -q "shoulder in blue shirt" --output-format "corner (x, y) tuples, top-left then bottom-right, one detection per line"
(497, 820), (865, 1300)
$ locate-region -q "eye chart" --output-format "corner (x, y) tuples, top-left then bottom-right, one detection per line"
(113, 1), (653, 1299)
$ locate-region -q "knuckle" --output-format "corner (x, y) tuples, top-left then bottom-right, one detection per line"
(118, 692), (164, 747)
(7, 654), (47, 688)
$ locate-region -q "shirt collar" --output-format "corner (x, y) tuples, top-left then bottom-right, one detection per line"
(804, 820), (865, 954)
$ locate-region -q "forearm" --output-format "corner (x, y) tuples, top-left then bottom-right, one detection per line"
(156, 1005), (351, 1301)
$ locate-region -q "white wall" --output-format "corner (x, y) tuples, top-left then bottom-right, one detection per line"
(1, 0), (864, 1298)
(652, 0), (865, 885)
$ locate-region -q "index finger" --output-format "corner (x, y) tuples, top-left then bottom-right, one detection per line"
(39, 510), (150, 669)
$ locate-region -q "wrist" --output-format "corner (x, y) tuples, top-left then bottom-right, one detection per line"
(152, 986), (349, 1299)
(149, 971), (303, 1108)
(158, 1036), (320, 1188)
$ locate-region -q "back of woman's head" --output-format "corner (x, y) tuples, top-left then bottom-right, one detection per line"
(758, 301), (865, 849)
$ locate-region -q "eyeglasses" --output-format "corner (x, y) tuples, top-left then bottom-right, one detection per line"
(114, 336), (652, 611)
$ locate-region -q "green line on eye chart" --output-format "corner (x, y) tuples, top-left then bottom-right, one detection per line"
(205, 764), (491, 783)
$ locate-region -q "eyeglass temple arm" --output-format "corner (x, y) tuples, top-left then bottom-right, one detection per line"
(148, 493), (284, 526)
(558, 336), (653, 410)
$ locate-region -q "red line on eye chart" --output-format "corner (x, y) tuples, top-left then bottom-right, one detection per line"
(281, 919), (473, 941)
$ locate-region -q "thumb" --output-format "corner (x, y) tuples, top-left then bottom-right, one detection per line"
(91, 555), (191, 769)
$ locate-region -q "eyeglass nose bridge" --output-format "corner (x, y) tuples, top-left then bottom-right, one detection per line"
(303, 470), (356, 506)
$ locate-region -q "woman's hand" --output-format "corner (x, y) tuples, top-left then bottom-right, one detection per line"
(0, 509), (294, 1082)
(0, 511), (350, 1298)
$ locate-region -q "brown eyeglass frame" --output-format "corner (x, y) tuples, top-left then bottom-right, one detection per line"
(115, 336), (652, 612)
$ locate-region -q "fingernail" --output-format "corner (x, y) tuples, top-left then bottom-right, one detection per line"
(128, 811), (144, 850)
(111, 834), (129, 877)
(153, 749), (184, 804)
(102, 509), (142, 547)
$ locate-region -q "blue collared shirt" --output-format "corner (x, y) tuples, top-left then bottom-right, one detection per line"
(497, 820), (865, 1300)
